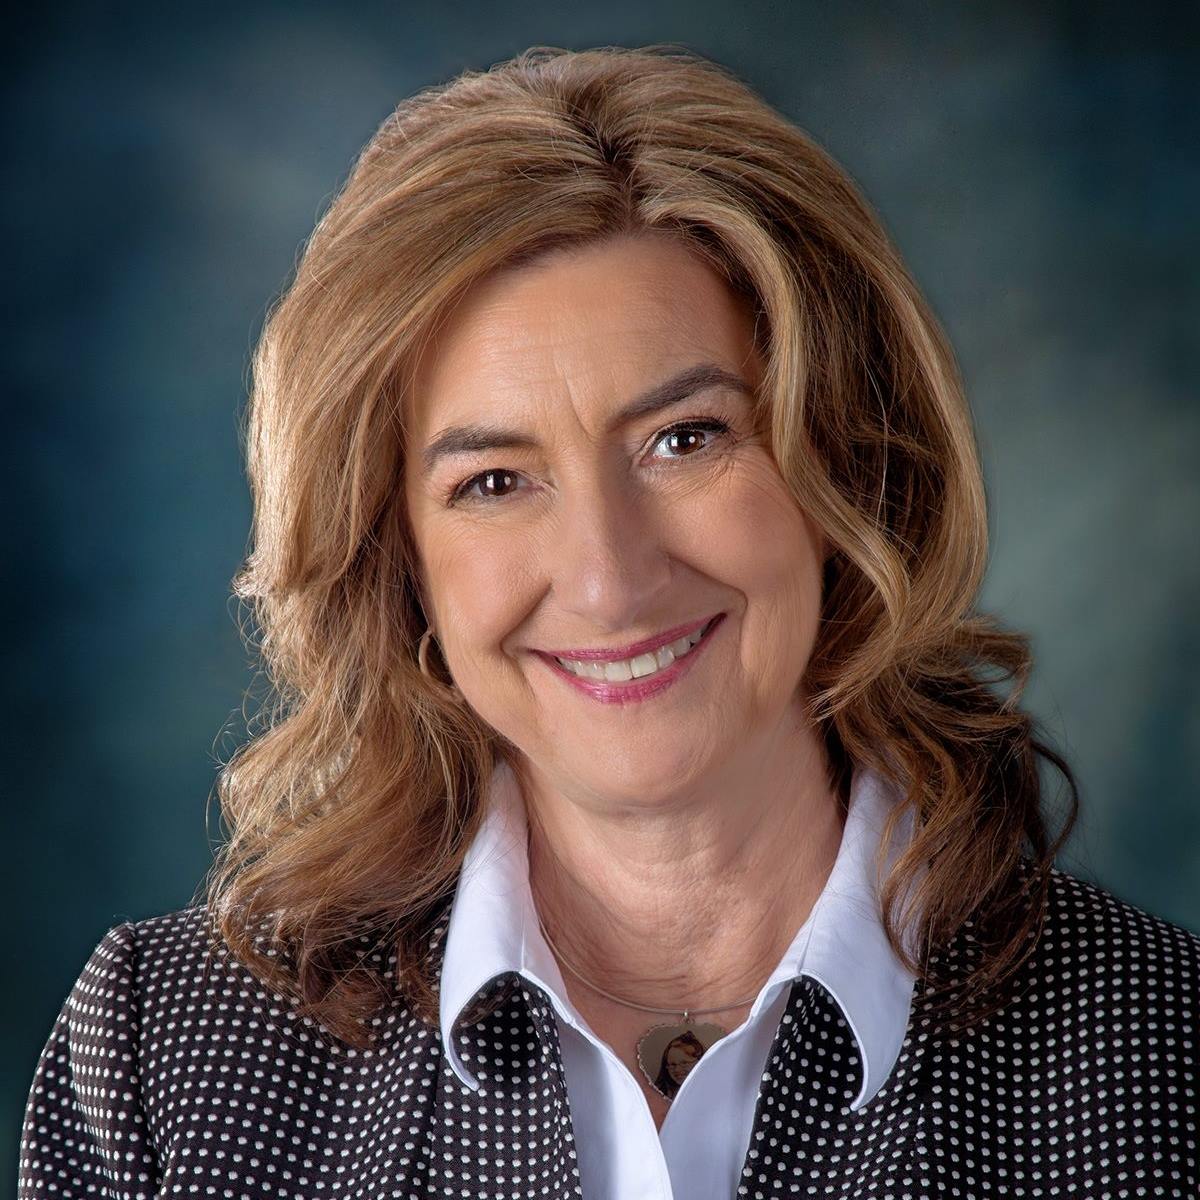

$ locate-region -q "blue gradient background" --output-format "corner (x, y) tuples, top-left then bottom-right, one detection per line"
(5, 0), (1198, 1180)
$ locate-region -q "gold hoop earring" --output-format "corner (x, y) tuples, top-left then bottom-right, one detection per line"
(417, 626), (466, 704)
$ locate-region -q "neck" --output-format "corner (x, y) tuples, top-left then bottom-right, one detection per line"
(521, 707), (846, 1015)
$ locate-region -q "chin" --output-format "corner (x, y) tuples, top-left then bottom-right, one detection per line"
(574, 745), (716, 807)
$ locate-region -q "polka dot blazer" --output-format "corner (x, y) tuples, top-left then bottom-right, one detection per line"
(18, 861), (1200, 1198)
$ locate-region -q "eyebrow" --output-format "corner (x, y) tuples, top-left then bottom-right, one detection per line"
(419, 362), (753, 478)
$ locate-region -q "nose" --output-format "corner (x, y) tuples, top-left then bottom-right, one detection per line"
(548, 469), (674, 635)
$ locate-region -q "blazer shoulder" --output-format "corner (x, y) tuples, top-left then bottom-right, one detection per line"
(1032, 864), (1200, 1010)
(43, 907), (221, 1047)
(111, 903), (423, 1044)
(19, 910), (215, 1198)
(65, 904), (281, 1021)
(1044, 864), (1200, 960)
(20, 906), (438, 1199)
(52, 901), (432, 1099)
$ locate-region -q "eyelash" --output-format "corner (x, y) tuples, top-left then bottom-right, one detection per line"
(445, 416), (736, 507)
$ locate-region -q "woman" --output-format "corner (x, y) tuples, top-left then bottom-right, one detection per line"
(19, 44), (1198, 1200)
(654, 1032), (707, 1100)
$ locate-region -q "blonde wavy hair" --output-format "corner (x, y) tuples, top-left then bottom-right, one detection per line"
(202, 43), (1080, 1045)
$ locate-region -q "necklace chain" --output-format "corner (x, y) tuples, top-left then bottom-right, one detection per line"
(534, 912), (759, 1018)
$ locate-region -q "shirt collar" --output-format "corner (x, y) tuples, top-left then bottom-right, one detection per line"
(438, 756), (921, 1111)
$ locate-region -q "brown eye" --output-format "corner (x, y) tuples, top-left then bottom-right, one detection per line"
(664, 428), (706, 455)
(651, 419), (732, 459)
(450, 468), (524, 505)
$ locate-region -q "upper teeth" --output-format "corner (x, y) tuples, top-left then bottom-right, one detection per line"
(554, 622), (710, 682)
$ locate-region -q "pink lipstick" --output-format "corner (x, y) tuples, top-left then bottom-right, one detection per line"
(534, 613), (725, 705)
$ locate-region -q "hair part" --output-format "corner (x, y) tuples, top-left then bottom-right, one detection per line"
(201, 43), (1079, 1047)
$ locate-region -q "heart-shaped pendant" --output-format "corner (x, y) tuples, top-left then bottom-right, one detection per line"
(636, 1018), (728, 1100)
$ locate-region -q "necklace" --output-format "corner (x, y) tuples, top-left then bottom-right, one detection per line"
(533, 911), (758, 1102)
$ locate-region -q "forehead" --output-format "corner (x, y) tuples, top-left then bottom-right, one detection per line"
(405, 231), (759, 434)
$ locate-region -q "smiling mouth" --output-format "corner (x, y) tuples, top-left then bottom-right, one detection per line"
(548, 615), (721, 684)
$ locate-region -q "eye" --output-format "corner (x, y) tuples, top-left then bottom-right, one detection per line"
(445, 416), (735, 506)
(649, 418), (732, 460)
(448, 468), (524, 505)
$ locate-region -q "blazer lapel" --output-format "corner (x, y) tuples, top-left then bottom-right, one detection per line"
(736, 975), (927, 1195)
(424, 913), (585, 1199)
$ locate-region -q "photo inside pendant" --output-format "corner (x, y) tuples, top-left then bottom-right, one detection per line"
(637, 1019), (728, 1100)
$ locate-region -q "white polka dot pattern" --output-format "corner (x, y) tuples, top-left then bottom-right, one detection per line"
(18, 863), (1199, 1198)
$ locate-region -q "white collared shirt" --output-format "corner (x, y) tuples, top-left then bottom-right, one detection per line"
(439, 759), (920, 1200)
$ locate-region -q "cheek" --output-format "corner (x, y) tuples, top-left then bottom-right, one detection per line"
(697, 456), (824, 622)
(421, 527), (533, 658)
(687, 459), (824, 704)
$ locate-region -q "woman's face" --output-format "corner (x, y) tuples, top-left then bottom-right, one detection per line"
(666, 1041), (702, 1085)
(404, 230), (826, 808)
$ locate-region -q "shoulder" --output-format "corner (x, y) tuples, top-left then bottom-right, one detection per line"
(76, 903), (266, 1003)
(21, 908), (243, 1195)
(941, 859), (1200, 992)
(890, 863), (1200, 1184)
(1038, 864), (1200, 992)
(943, 861), (1199, 1054)
(70, 905), (215, 996)
(55, 904), (440, 1123)
(21, 907), (446, 1197)
(65, 905), (275, 1032)
(73, 903), (433, 1050)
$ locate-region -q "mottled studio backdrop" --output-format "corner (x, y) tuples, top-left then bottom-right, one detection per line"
(5, 0), (1198, 1179)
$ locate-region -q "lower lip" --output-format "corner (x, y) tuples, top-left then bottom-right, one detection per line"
(535, 614), (725, 705)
